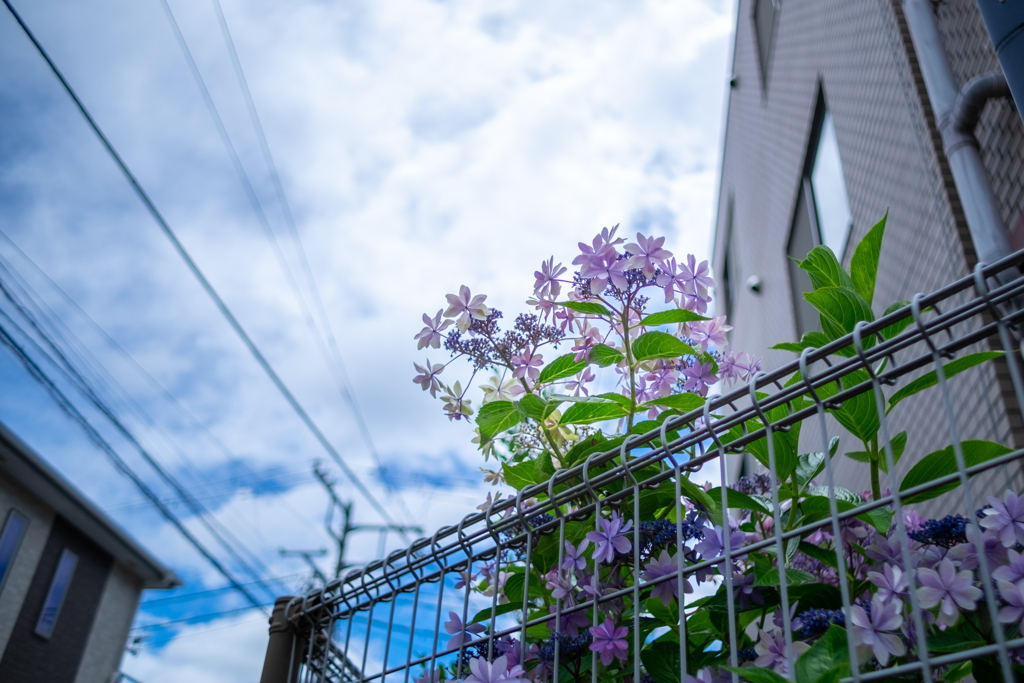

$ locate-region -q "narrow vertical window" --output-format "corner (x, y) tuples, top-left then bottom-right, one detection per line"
(810, 112), (853, 259)
(753, 0), (780, 86)
(788, 179), (821, 336)
(0, 509), (29, 597)
(35, 548), (78, 639)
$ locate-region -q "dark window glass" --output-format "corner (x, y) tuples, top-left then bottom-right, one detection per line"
(720, 197), (737, 326)
(788, 179), (821, 336)
(0, 509), (29, 596)
(753, 0), (779, 84)
(810, 112), (853, 259)
(34, 548), (78, 639)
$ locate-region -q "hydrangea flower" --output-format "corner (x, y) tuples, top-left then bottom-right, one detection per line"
(565, 367), (596, 396)
(415, 309), (453, 349)
(562, 540), (590, 573)
(444, 285), (492, 332)
(586, 512), (633, 564)
(534, 257), (567, 298)
(682, 362), (718, 396)
(917, 558), (982, 627)
(444, 611), (485, 650)
(694, 525), (746, 569)
(949, 532), (1008, 571)
(589, 618), (629, 666)
(997, 579), (1024, 635)
(993, 549), (1024, 584)
(753, 628), (810, 674)
(413, 667), (441, 683)
(581, 249), (629, 293)
(732, 571), (764, 610)
(463, 655), (528, 683)
(689, 317), (732, 352)
(980, 490), (1024, 547)
(641, 550), (690, 606)
(851, 594), (905, 666)
(413, 359), (445, 397)
(867, 564), (908, 602)
(624, 232), (671, 278)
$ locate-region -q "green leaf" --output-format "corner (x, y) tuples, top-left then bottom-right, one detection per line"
(723, 666), (790, 683)
(640, 309), (710, 326)
(753, 568), (815, 587)
(844, 450), (871, 463)
(502, 460), (536, 490)
(797, 542), (838, 569)
(559, 401), (627, 425)
(641, 641), (682, 683)
(596, 392), (633, 408)
(773, 331), (855, 358)
(888, 351), (1004, 410)
(804, 287), (875, 343)
(537, 353), (587, 384)
(678, 477), (718, 521)
(795, 625), (849, 683)
(801, 494), (891, 534)
(563, 433), (608, 467)
(880, 300), (913, 340)
(878, 431), (907, 474)
(470, 600), (524, 624)
(641, 393), (706, 414)
(589, 343), (625, 367)
(632, 331), (698, 362)
(805, 487), (861, 505)
(815, 368), (879, 443)
(795, 438), (839, 486)
(926, 618), (985, 653)
(477, 401), (523, 442)
(899, 440), (1012, 503)
(708, 487), (771, 515)
(849, 212), (886, 305)
(517, 394), (560, 421)
(944, 661), (973, 683)
(558, 301), (612, 316)
(799, 246), (856, 291)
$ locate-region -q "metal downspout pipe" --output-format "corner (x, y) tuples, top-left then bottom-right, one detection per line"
(903, 0), (1014, 271)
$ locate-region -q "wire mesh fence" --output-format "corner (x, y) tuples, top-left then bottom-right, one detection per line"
(267, 254), (1024, 683)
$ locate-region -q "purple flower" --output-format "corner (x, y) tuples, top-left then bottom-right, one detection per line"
(642, 550), (691, 606)
(414, 309), (453, 350)
(753, 629), (810, 674)
(534, 256), (567, 298)
(444, 285), (491, 332)
(851, 594), (905, 666)
(565, 367), (596, 396)
(998, 580), (1024, 635)
(949, 532), (1008, 571)
(682, 362), (718, 396)
(694, 525), (746, 569)
(689, 316), (732, 352)
(413, 668), (441, 683)
(562, 540), (591, 573)
(511, 352), (543, 381)
(980, 490), (1024, 547)
(867, 564), (908, 603)
(916, 558), (982, 627)
(732, 571), (764, 610)
(993, 549), (1024, 584)
(589, 618), (629, 666)
(581, 249), (629, 293)
(656, 257), (690, 302)
(413, 359), (445, 397)
(586, 512), (633, 564)
(453, 569), (476, 590)
(866, 535), (910, 569)
(544, 568), (572, 600)
(444, 611), (485, 650)
(625, 232), (671, 278)
(549, 600), (591, 636)
(680, 254), (714, 296)
(464, 654), (528, 683)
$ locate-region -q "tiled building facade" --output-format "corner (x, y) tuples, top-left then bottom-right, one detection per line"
(711, 0), (1024, 511)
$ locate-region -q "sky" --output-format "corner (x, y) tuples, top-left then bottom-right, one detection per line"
(0, 0), (735, 680)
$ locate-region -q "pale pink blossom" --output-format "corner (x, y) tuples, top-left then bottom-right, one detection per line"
(534, 257), (568, 298)
(511, 352), (544, 381)
(412, 359), (445, 397)
(625, 232), (672, 278)
(444, 285), (492, 332)
(414, 309), (452, 349)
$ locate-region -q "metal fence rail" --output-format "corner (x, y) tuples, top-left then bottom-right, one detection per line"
(264, 253), (1024, 683)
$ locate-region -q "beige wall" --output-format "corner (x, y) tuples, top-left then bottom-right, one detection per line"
(0, 470), (55, 654)
(74, 562), (143, 683)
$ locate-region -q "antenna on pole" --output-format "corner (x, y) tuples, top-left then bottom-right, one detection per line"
(313, 461), (422, 578)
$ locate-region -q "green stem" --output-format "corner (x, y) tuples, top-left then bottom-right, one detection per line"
(518, 377), (564, 461)
(868, 438), (881, 501)
(621, 308), (637, 433)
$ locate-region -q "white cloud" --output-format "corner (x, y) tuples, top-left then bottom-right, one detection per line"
(0, 0), (732, 678)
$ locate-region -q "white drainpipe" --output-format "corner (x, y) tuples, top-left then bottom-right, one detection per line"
(903, 0), (1013, 268)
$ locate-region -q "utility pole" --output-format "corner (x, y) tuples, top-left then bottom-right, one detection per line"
(313, 462), (422, 578)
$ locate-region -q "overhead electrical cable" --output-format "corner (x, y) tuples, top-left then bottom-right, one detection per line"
(140, 572), (305, 606)
(0, 290), (284, 601)
(0, 320), (267, 612)
(0, 0), (403, 533)
(160, 0), (412, 523)
(0, 232), (325, 534)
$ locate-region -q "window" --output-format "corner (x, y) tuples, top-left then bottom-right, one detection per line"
(810, 112), (853, 259)
(720, 196), (737, 326)
(788, 93), (853, 337)
(753, 0), (780, 85)
(35, 548), (77, 639)
(0, 509), (29, 597)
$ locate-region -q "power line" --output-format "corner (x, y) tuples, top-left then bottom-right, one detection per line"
(160, 0), (413, 524)
(0, 319), (267, 612)
(0, 230), (326, 537)
(0, 0), (403, 534)
(0, 277), (284, 601)
(140, 572), (305, 606)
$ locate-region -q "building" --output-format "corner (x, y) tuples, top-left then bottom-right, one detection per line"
(710, 0), (1024, 506)
(0, 421), (178, 683)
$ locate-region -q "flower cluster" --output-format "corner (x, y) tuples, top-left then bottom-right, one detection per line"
(412, 227), (760, 467)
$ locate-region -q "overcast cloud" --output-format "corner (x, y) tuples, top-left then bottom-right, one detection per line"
(0, 0), (733, 679)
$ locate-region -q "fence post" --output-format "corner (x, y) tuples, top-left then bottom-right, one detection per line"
(260, 596), (303, 683)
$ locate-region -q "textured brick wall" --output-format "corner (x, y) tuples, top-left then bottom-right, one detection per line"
(711, 0), (1023, 514)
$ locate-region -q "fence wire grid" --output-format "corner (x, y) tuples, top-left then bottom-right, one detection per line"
(274, 254), (1024, 683)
